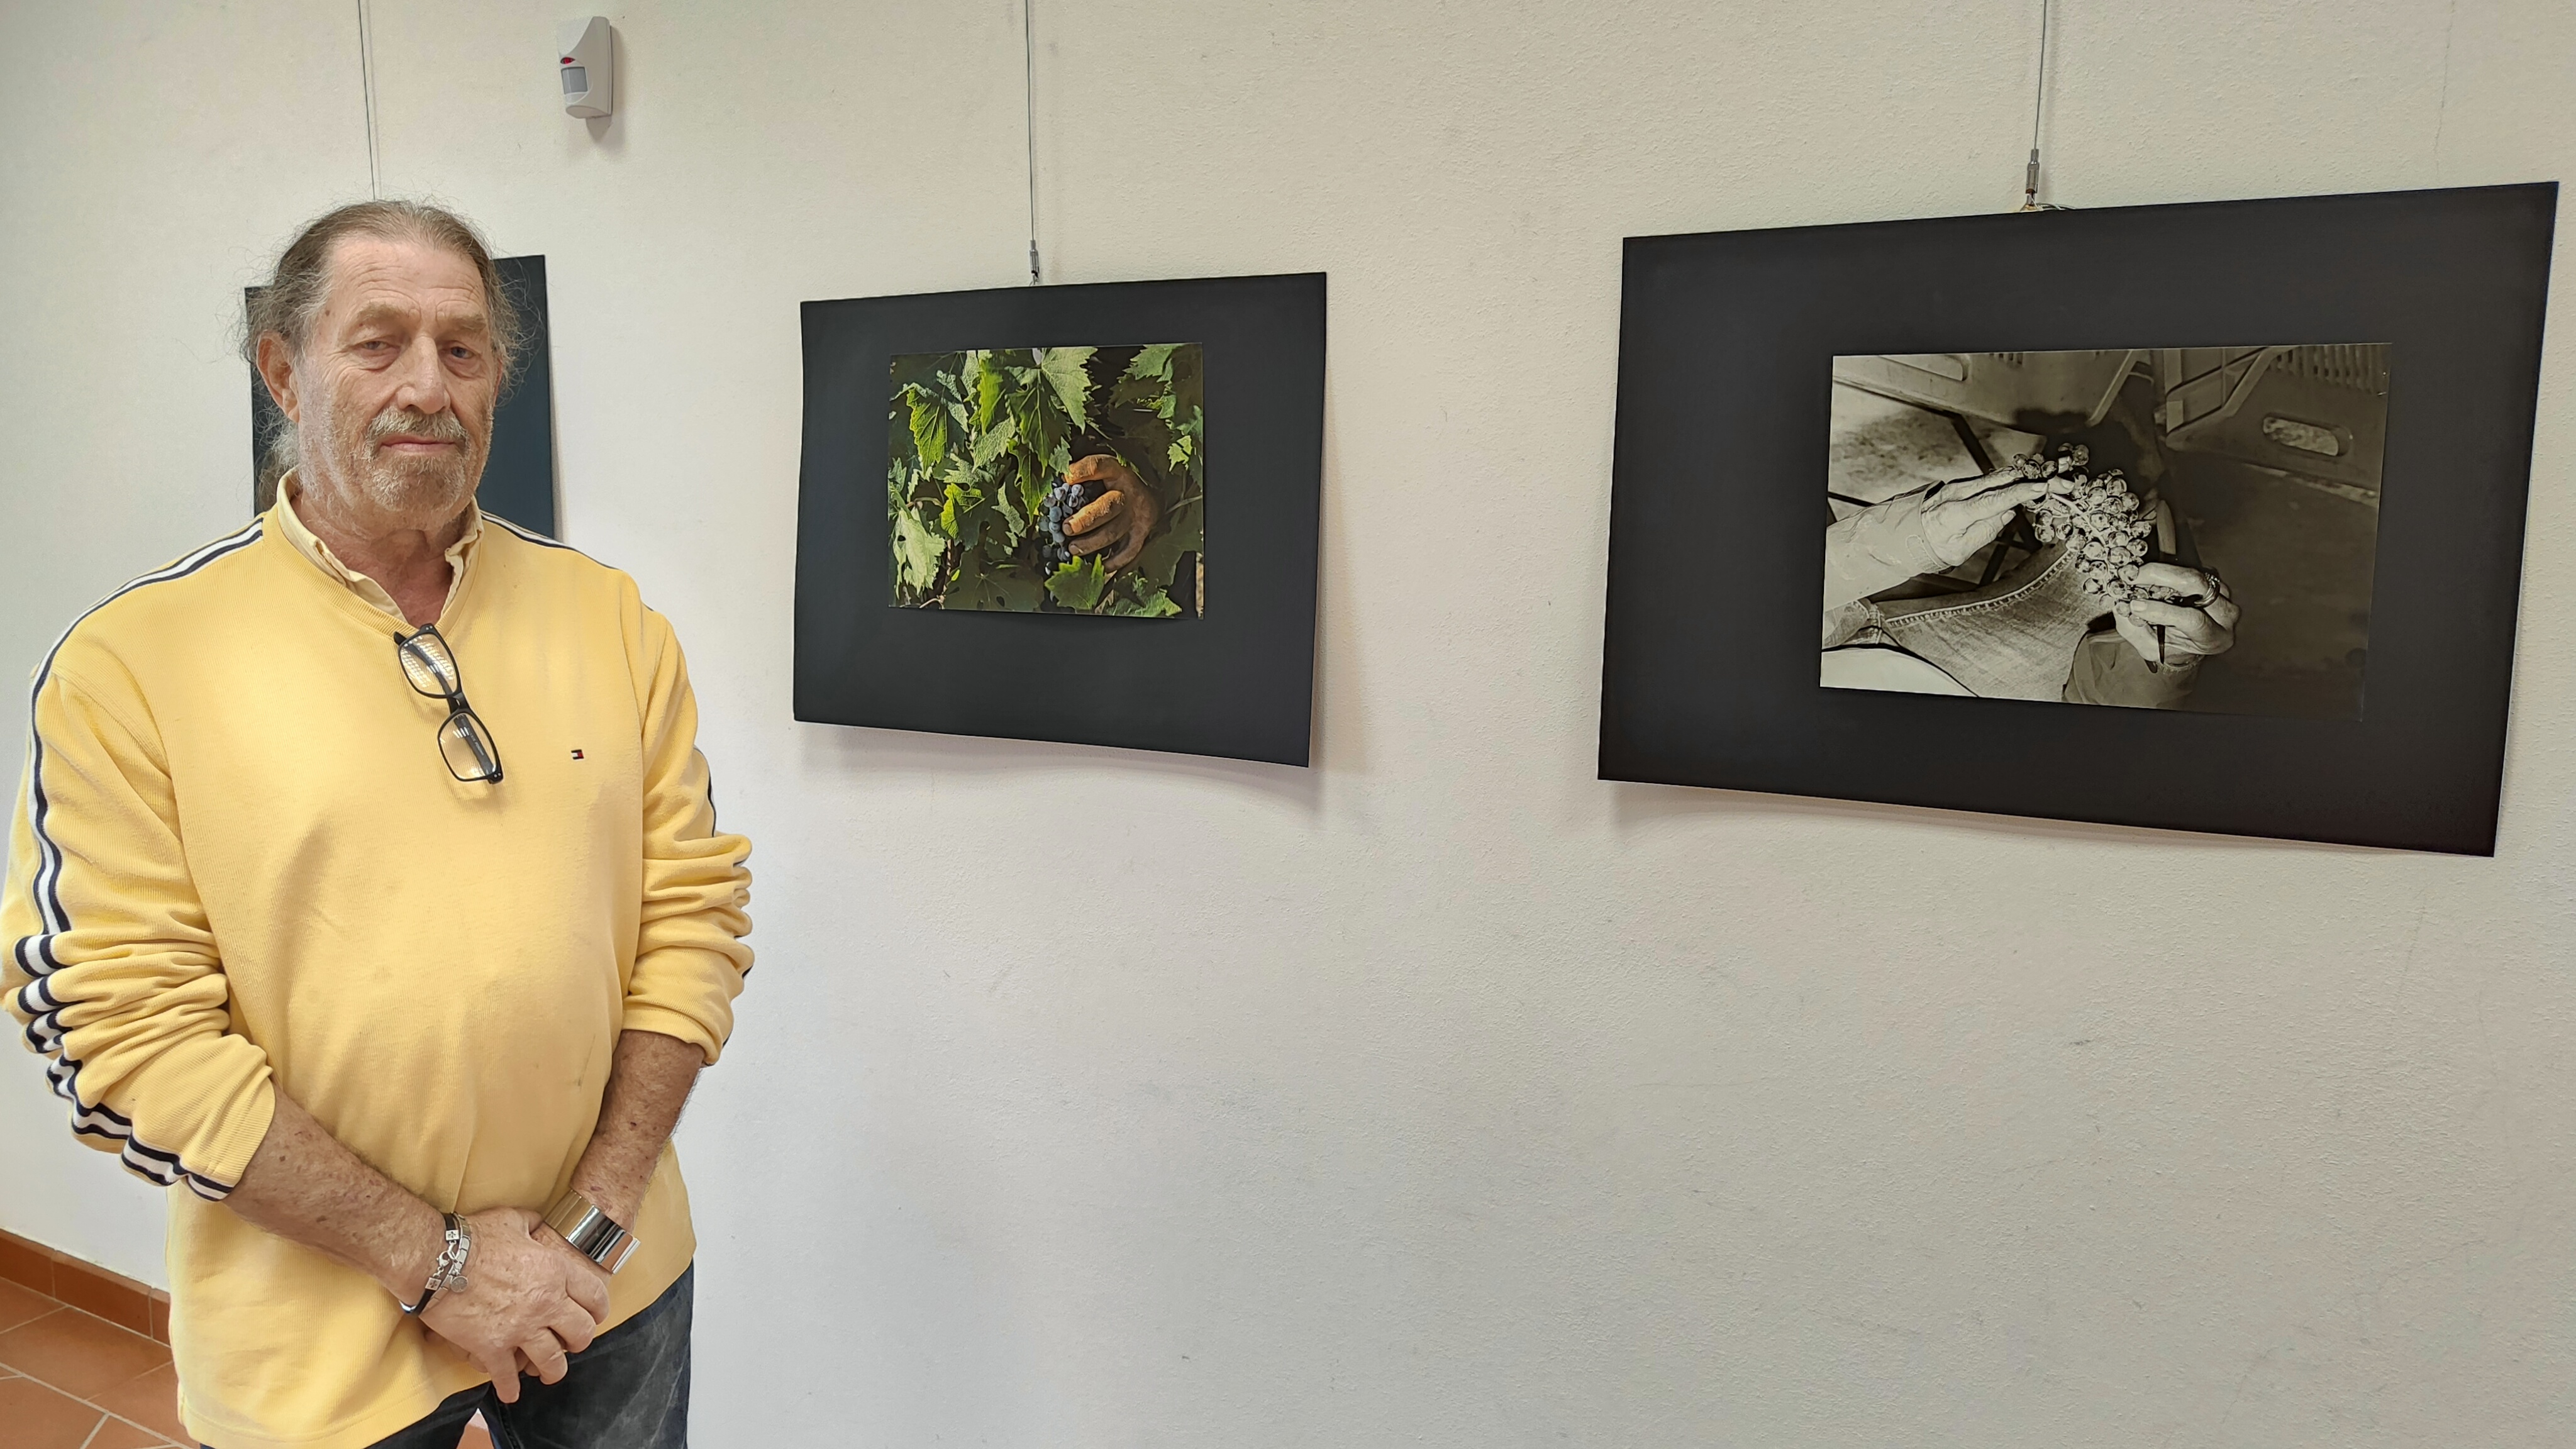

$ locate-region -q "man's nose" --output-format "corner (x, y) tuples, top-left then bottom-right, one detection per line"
(388, 334), (452, 416)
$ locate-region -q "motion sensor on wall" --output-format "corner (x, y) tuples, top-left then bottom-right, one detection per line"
(558, 16), (612, 119)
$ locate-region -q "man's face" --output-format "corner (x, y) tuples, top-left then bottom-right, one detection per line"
(285, 236), (499, 530)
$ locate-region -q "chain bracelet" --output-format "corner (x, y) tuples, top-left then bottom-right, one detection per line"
(426, 1212), (473, 1294)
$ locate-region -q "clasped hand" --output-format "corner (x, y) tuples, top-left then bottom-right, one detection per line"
(2112, 563), (2240, 663)
(419, 1208), (612, 1403)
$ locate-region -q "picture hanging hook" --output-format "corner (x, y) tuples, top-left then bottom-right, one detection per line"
(2018, 0), (2065, 212)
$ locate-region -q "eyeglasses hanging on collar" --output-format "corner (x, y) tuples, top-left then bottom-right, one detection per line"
(394, 625), (504, 784)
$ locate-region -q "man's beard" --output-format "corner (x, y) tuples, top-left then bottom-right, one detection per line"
(302, 394), (486, 523)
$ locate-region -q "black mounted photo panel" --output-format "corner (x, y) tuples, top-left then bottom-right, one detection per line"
(795, 273), (1326, 765)
(1597, 185), (2556, 853)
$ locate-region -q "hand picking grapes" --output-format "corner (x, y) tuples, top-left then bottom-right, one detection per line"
(1912, 465), (2065, 570)
(1823, 426), (2243, 707)
(1057, 453), (1160, 573)
(2007, 444), (2168, 605)
(2004, 444), (2240, 667)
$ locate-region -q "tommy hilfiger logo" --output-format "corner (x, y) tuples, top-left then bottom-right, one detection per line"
(570, 749), (586, 760)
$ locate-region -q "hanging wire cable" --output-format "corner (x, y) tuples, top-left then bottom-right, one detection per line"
(1023, 0), (1041, 283)
(2018, 0), (2054, 211)
(357, 0), (382, 199)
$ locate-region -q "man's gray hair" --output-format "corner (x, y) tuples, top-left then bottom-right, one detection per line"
(246, 199), (523, 508)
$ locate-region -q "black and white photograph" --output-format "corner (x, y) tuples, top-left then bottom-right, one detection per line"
(1597, 184), (2555, 852)
(1820, 346), (2387, 719)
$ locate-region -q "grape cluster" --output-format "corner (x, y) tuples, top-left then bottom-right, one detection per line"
(2011, 444), (2165, 604)
(1036, 480), (1089, 570)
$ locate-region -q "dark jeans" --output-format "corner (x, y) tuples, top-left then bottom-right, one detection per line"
(204, 1264), (694, 1449)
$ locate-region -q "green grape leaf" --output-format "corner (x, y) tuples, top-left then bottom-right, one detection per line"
(908, 391), (950, 472)
(1126, 342), (1179, 380)
(940, 481), (988, 550)
(1038, 347), (1097, 429)
(1045, 555), (1110, 611)
(985, 569), (1046, 613)
(1133, 529), (1187, 589)
(987, 470), (1026, 548)
(1162, 492), (1203, 553)
(892, 506), (942, 597)
(972, 413), (1020, 466)
(1117, 574), (1183, 617)
(971, 352), (1002, 430)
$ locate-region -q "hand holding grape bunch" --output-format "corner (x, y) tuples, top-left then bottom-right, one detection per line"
(2011, 443), (2240, 663)
(1044, 454), (1160, 574)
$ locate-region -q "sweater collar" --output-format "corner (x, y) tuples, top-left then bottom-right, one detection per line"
(275, 470), (485, 626)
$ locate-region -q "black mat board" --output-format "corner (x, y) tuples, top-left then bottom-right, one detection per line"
(1597, 184), (2556, 854)
(249, 254), (557, 536)
(794, 274), (1326, 765)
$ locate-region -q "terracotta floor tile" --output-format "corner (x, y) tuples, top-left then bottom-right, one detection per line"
(94, 1360), (188, 1442)
(84, 1416), (178, 1448)
(460, 1417), (494, 1448)
(0, 1277), (59, 1333)
(0, 1373), (106, 1448)
(0, 1303), (170, 1399)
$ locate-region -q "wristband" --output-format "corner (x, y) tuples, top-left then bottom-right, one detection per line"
(399, 1213), (473, 1318)
(542, 1189), (638, 1274)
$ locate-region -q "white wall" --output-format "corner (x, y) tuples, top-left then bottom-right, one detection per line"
(4, 2), (2572, 1443)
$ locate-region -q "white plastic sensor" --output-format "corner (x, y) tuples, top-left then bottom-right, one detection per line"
(558, 17), (612, 119)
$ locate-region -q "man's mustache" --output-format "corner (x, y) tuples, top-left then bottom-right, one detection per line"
(364, 408), (472, 448)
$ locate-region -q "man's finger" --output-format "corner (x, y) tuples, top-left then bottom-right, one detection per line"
(1065, 491), (1126, 535)
(1929, 468), (2023, 504)
(2126, 598), (2230, 652)
(562, 1262), (612, 1324)
(1102, 530), (1149, 572)
(2125, 597), (2212, 630)
(519, 1331), (572, 1385)
(1972, 478), (2052, 518)
(2109, 602), (2160, 663)
(1936, 478), (2049, 526)
(2132, 562), (2213, 597)
(1068, 528), (1119, 557)
(480, 1350), (523, 1403)
(550, 1299), (600, 1355)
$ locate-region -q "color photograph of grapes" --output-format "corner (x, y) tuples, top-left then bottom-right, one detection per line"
(1819, 346), (2389, 719)
(889, 342), (1204, 616)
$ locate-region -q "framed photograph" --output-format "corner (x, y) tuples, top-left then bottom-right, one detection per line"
(796, 274), (1324, 765)
(249, 254), (558, 536)
(1597, 185), (2557, 853)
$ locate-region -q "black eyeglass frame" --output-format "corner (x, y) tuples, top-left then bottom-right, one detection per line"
(393, 625), (506, 784)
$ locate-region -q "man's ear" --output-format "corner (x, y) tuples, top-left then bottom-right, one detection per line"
(254, 333), (302, 426)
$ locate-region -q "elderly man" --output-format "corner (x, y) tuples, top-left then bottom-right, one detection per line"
(4, 200), (752, 1448)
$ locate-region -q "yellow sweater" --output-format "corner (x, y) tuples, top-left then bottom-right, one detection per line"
(4, 504), (753, 1448)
